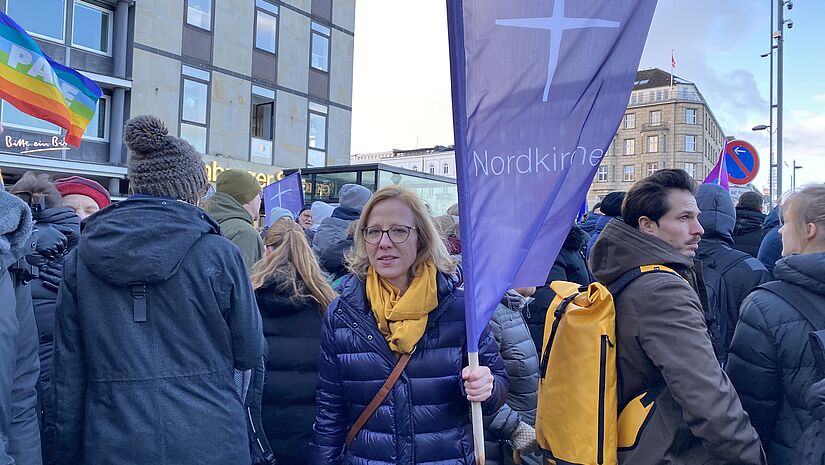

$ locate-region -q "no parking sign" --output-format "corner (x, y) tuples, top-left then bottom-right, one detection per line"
(725, 140), (759, 185)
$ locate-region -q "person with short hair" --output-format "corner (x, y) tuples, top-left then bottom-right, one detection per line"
(733, 191), (767, 257)
(589, 169), (765, 465)
(53, 176), (110, 220)
(309, 186), (507, 464)
(53, 115), (263, 465)
(727, 184), (825, 465)
(207, 169), (265, 271)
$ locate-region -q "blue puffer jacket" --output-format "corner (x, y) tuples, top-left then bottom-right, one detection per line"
(309, 273), (508, 465)
(758, 207), (782, 274)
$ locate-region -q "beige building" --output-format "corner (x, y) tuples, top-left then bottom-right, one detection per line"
(351, 145), (457, 178)
(587, 68), (726, 206)
(1, 0), (355, 194)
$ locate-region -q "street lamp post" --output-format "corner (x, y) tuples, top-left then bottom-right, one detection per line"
(776, 0), (793, 201)
(792, 159), (802, 191)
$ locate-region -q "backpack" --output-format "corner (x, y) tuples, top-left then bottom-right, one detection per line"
(535, 265), (680, 465)
(699, 250), (751, 364)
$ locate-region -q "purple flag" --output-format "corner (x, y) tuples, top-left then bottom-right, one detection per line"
(262, 172), (304, 226)
(447, 0), (657, 351)
(703, 141), (731, 191)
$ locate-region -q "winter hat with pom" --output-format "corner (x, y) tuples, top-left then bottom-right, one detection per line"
(123, 115), (207, 204)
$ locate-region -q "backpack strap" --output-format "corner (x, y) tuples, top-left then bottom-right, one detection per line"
(608, 265), (681, 296)
(756, 281), (825, 330)
(129, 283), (148, 322)
(345, 351), (412, 449)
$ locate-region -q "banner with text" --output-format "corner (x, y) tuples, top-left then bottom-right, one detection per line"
(447, 0), (657, 350)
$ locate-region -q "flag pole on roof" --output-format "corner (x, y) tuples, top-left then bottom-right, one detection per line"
(446, 1), (658, 463)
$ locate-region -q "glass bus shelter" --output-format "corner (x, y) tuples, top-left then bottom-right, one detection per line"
(282, 163), (457, 215)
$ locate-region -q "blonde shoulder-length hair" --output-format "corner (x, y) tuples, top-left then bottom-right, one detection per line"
(346, 186), (457, 281)
(251, 217), (337, 310)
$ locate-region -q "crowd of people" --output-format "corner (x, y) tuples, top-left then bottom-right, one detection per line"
(0, 113), (823, 465)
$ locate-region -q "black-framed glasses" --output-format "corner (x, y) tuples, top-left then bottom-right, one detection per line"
(362, 225), (417, 244)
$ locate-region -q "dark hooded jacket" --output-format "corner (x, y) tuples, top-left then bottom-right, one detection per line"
(313, 207), (359, 259)
(580, 212), (601, 235)
(484, 291), (540, 465)
(527, 224), (592, 352)
(309, 273), (508, 465)
(0, 190), (42, 465)
(26, 207), (80, 465)
(255, 279), (324, 465)
(590, 220), (765, 465)
(758, 207), (783, 274)
(585, 214), (615, 259)
(727, 253), (825, 465)
(732, 207), (766, 258)
(695, 185), (772, 364)
(53, 197), (263, 465)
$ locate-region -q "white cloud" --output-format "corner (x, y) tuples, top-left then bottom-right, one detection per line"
(813, 93), (825, 103)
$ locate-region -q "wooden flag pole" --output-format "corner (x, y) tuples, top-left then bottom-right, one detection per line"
(469, 351), (485, 465)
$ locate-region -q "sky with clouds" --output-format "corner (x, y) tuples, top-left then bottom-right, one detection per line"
(350, 0), (824, 194)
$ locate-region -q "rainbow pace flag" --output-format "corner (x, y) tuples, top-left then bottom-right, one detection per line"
(0, 11), (102, 147)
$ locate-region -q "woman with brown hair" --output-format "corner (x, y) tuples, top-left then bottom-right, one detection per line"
(728, 184), (825, 465)
(251, 217), (337, 465)
(309, 186), (507, 465)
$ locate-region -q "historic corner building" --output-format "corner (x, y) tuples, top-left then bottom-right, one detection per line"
(0, 0), (355, 195)
(586, 68), (726, 206)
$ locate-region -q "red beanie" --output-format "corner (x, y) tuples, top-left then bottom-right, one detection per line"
(54, 176), (111, 208)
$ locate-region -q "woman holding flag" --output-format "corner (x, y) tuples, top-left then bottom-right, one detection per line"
(309, 186), (507, 464)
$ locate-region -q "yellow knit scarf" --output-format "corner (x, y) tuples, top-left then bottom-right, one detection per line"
(366, 260), (439, 354)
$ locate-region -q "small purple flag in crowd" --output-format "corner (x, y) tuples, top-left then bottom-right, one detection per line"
(447, 0), (658, 352)
(262, 172), (304, 226)
(703, 141), (731, 191)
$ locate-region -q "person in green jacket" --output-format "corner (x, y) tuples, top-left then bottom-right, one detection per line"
(207, 170), (264, 271)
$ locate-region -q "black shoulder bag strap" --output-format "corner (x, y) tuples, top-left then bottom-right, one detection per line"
(757, 281), (825, 331)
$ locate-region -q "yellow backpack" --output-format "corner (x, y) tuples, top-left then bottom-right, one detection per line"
(535, 265), (678, 465)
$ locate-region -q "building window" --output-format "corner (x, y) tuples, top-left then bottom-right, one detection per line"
(623, 165), (635, 182)
(186, 0), (212, 31)
(7, 0), (66, 42)
(624, 138), (635, 155)
(647, 162), (658, 176)
(597, 166), (607, 182)
(180, 66), (210, 153)
(649, 110), (661, 127)
(255, 0), (278, 54)
(685, 108), (697, 124)
(83, 95), (108, 141)
(442, 164), (449, 175)
(251, 87), (274, 141)
(307, 103), (327, 167)
(684, 162), (696, 178)
(1, 100), (61, 134)
(311, 22), (331, 72)
(647, 135), (659, 153)
(71, 1), (112, 55)
(428, 164), (435, 174)
(685, 135), (696, 152)
(624, 113), (635, 129)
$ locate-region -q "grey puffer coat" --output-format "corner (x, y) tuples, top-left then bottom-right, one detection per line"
(484, 290), (540, 465)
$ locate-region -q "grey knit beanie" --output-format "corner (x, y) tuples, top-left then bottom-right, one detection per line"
(124, 115), (208, 204)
